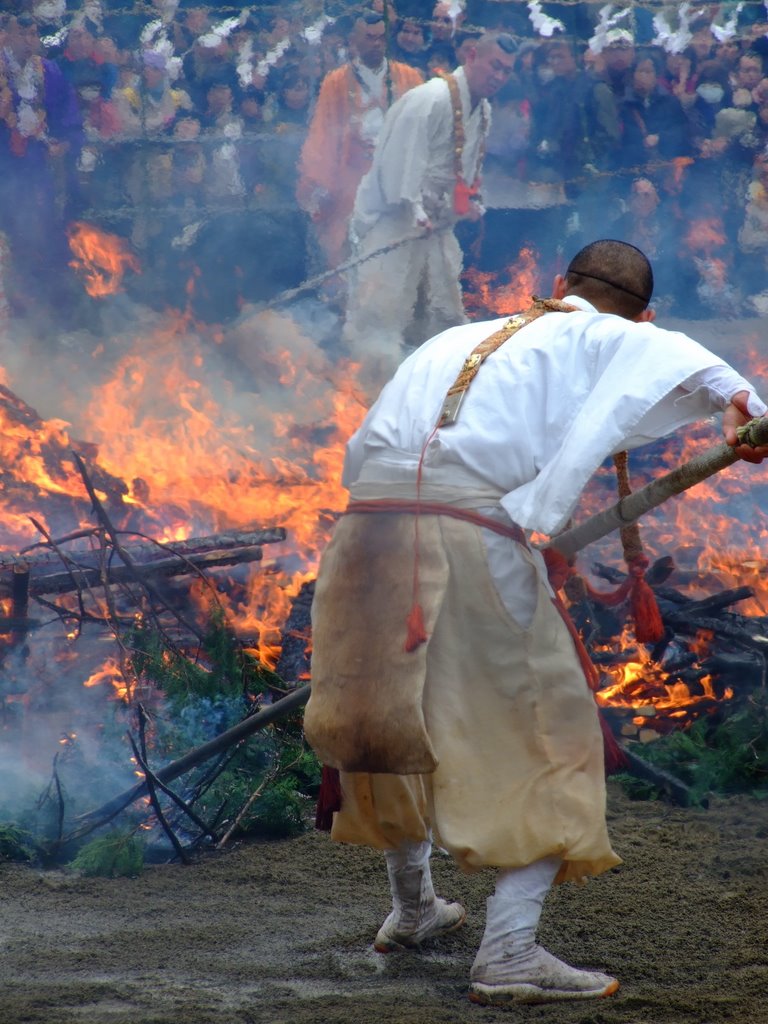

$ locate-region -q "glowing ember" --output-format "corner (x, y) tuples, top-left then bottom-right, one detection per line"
(83, 657), (132, 702)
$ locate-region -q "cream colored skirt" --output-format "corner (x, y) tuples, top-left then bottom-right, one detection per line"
(305, 508), (620, 884)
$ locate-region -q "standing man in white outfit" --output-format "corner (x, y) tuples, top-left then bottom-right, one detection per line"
(342, 32), (516, 394)
(306, 240), (768, 1007)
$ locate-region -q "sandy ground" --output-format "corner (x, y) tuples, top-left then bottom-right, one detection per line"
(2, 782), (768, 1024)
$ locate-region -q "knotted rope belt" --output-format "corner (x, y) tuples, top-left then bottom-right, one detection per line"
(345, 499), (527, 546)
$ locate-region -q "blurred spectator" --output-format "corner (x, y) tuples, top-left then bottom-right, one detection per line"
(454, 28), (482, 67)
(296, 12), (422, 276)
(57, 17), (118, 104)
(511, 38), (543, 102)
(687, 59), (731, 149)
(199, 82), (246, 204)
(713, 36), (742, 77)
(392, 17), (429, 74)
(659, 46), (698, 110)
(318, 19), (347, 76)
(270, 64), (312, 128)
(200, 81), (241, 132)
(531, 38), (621, 206)
(425, 0), (463, 70)
(688, 16), (716, 64)
(114, 50), (192, 137)
(684, 202), (741, 317)
(619, 50), (692, 181)
(731, 50), (764, 110)
(0, 13), (83, 320)
(612, 176), (677, 308)
(737, 150), (768, 310)
(596, 28), (636, 100)
(170, 3), (211, 54)
(689, 57), (768, 244)
(181, 32), (240, 112)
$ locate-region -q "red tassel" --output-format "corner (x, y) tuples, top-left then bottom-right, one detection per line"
(630, 575), (665, 644)
(598, 709), (630, 774)
(404, 602), (428, 652)
(542, 546), (572, 591)
(315, 765), (342, 831)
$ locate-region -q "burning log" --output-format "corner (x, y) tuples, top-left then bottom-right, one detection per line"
(681, 587), (756, 616)
(0, 527), (286, 598)
(9, 563), (30, 647)
(663, 610), (768, 650)
(0, 384), (130, 509)
(550, 417), (768, 559)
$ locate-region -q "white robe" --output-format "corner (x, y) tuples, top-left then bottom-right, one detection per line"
(308, 301), (765, 874)
(342, 68), (491, 379)
(343, 295), (766, 624)
(352, 65), (489, 233)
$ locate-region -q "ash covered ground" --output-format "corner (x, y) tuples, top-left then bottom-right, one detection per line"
(2, 783), (768, 1024)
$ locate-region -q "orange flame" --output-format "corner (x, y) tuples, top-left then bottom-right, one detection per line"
(463, 248), (541, 316)
(83, 657), (131, 702)
(67, 221), (141, 297)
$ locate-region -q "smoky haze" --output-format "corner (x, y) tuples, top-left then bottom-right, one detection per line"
(2, 1), (768, 833)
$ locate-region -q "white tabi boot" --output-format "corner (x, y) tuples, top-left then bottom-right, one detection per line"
(374, 838), (466, 952)
(469, 856), (619, 1005)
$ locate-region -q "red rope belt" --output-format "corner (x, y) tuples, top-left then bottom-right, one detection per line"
(345, 499), (528, 548)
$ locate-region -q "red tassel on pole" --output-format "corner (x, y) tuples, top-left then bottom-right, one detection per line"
(628, 566), (665, 644)
(614, 452), (665, 645)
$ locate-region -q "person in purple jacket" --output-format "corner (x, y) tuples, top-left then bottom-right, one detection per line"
(0, 13), (84, 322)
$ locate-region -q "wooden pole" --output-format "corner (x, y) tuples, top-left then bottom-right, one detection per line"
(549, 418), (768, 559)
(69, 685), (311, 839)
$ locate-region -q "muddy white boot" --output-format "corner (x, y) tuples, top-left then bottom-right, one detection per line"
(469, 857), (619, 1005)
(374, 839), (466, 952)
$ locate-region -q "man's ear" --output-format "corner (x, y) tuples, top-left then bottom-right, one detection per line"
(552, 274), (567, 299)
(634, 306), (656, 323)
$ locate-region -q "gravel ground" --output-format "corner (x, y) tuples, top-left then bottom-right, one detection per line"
(2, 782), (768, 1024)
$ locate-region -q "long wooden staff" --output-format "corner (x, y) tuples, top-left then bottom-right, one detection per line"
(549, 417), (768, 559)
(69, 686), (311, 839)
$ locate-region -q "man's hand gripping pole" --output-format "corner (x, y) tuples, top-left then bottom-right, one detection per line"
(548, 417), (768, 560)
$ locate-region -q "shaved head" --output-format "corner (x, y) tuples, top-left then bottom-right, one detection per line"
(565, 239), (654, 317)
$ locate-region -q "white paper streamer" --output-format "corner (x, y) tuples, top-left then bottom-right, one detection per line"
(527, 0), (564, 37)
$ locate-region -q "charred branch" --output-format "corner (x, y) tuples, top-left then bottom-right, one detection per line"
(1, 541), (267, 598)
(620, 745), (706, 808)
(73, 452), (206, 645)
(129, 709), (189, 865)
(69, 684), (311, 841)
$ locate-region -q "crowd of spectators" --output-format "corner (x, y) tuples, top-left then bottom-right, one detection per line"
(4, 1), (768, 327)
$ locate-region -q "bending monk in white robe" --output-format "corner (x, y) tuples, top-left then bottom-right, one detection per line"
(305, 239), (768, 1006)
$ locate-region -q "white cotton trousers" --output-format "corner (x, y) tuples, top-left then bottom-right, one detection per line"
(342, 205), (467, 379)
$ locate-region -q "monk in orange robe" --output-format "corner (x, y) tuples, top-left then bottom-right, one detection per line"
(297, 12), (423, 272)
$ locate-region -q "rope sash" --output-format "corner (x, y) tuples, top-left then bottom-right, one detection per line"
(437, 70), (487, 217)
(345, 499), (528, 547)
(438, 297), (579, 426)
